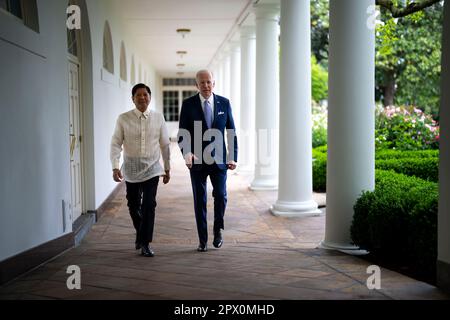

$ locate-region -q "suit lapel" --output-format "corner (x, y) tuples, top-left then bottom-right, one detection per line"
(213, 94), (221, 128)
(194, 93), (208, 128)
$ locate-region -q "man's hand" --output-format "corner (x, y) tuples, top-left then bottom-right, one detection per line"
(185, 153), (199, 169)
(163, 170), (170, 184)
(113, 169), (123, 182)
(227, 161), (237, 170)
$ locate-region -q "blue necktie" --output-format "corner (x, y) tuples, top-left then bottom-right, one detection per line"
(204, 100), (213, 129)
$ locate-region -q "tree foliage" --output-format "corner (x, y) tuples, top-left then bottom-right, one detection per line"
(376, 2), (443, 118)
(309, 0), (444, 118)
(311, 0), (329, 66)
(312, 56), (328, 102)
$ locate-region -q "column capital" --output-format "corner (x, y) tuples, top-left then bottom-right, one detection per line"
(253, 3), (280, 21)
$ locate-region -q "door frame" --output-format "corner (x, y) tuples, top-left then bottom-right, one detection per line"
(68, 52), (86, 220)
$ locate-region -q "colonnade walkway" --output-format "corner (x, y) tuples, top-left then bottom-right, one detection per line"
(0, 143), (448, 300)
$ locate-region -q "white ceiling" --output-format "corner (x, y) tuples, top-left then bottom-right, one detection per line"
(114, 0), (255, 78)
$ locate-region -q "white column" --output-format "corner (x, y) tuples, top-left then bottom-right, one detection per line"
(239, 26), (256, 173)
(271, 0), (320, 217)
(216, 57), (224, 95)
(209, 60), (218, 89)
(250, 4), (280, 190)
(229, 41), (241, 132)
(222, 50), (231, 99)
(320, 0), (375, 251)
(438, 0), (450, 291)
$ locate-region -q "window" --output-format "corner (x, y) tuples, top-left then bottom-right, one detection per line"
(163, 91), (179, 122)
(183, 90), (198, 100)
(163, 78), (196, 86)
(0, 0), (39, 32)
(120, 41), (127, 82)
(103, 21), (114, 74)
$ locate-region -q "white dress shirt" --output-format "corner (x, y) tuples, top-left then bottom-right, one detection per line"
(199, 94), (214, 118)
(110, 108), (170, 183)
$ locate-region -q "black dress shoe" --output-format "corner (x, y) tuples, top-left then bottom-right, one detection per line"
(197, 243), (208, 252)
(141, 244), (154, 257)
(213, 231), (223, 248)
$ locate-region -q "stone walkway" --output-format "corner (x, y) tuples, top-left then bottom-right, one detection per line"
(0, 143), (448, 300)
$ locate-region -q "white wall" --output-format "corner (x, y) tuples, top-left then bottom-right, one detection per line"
(0, 0), (71, 261)
(0, 0), (159, 261)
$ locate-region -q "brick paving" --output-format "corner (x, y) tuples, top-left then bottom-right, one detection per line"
(0, 143), (448, 300)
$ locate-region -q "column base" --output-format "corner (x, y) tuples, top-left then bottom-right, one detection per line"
(319, 240), (368, 255)
(270, 200), (322, 217)
(249, 178), (278, 191)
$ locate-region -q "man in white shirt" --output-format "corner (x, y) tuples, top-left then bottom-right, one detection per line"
(111, 83), (171, 257)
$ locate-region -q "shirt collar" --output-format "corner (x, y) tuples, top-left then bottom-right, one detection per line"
(199, 93), (214, 107)
(133, 108), (150, 119)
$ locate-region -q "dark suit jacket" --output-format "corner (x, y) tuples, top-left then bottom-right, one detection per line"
(178, 93), (238, 170)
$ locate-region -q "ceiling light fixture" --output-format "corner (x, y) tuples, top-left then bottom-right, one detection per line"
(176, 50), (187, 58)
(176, 28), (191, 39)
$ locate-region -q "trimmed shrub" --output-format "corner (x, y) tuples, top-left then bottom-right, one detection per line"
(351, 170), (438, 281)
(312, 147), (439, 191)
(312, 151), (327, 192)
(376, 149), (439, 160)
(375, 158), (438, 182)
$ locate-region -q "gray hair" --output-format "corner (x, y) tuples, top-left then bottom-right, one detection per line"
(196, 69), (214, 81)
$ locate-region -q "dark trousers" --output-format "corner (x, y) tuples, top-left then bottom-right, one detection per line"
(125, 176), (159, 245)
(189, 165), (227, 245)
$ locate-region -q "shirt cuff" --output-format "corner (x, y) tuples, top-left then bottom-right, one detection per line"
(112, 159), (120, 170)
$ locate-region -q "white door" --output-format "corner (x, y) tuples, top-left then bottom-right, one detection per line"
(68, 61), (83, 221)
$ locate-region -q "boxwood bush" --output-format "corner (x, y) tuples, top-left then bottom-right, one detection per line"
(312, 151), (327, 192)
(312, 147), (439, 191)
(351, 170), (438, 281)
(375, 158), (438, 182)
(375, 149), (439, 160)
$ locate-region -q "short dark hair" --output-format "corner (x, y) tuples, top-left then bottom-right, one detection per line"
(132, 83), (151, 97)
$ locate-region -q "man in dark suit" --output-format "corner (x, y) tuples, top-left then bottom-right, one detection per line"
(178, 69), (238, 252)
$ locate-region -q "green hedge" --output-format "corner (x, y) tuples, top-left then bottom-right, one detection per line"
(312, 151), (327, 192)
(375, 158), (438, 182)
(375, 149), (439, 160)
(313, 147), (438, 159)
(351, 170), (438, 280)
(312, 147), (439, 191)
